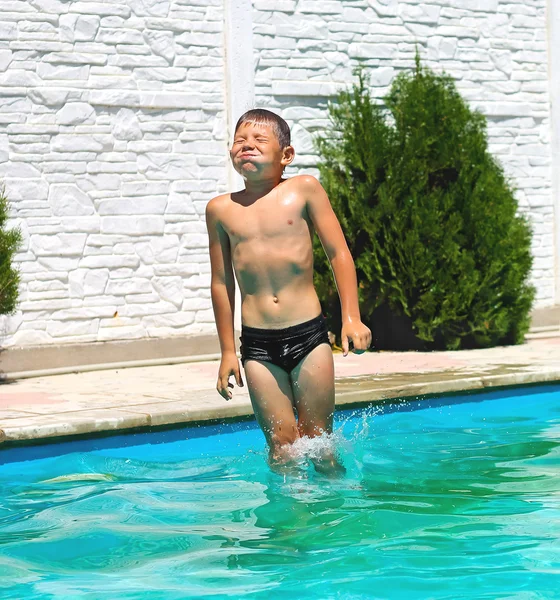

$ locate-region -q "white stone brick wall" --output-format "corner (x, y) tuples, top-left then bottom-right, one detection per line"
(0, 0), (556, 349)
(0, 0), (228, 347)
(253, 0), (555, 306)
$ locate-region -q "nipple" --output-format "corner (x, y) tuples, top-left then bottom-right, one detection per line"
(273, 296), (279, 304)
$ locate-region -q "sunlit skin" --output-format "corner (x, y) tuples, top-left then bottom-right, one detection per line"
(206, 120), (372, 473)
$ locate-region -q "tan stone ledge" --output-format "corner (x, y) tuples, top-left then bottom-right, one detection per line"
(1, 368), (559, 446)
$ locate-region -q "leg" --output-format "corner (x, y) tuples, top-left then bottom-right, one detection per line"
(291, 343), (335, 436)
(290, 343), (345, 476)
(243, 359), (300, 468)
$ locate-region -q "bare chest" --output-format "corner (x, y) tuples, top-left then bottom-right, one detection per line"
(223, 195), (309, 245)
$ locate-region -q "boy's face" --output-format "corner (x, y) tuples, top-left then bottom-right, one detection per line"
(230, 122), (294, 181)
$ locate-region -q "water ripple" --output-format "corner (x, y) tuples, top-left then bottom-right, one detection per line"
(0, 386), (559, 598)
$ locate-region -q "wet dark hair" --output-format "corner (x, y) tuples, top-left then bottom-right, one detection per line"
(234, 109), (291, 148)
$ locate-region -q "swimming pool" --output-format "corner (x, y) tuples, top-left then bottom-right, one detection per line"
(1, 384), (559, 599)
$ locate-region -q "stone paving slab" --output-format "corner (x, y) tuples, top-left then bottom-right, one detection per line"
(0, 337), (559, 445)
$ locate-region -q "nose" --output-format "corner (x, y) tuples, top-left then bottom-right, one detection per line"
(241, 140), (254, 152)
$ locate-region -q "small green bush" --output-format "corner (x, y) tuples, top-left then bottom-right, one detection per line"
(0, 186), (22, 316)
(314, 56), (535, 350)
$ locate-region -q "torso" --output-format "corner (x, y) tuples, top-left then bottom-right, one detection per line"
(217, 177), (322, 328)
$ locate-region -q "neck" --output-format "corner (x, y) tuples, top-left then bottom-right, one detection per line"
(243, 174), (284, 197)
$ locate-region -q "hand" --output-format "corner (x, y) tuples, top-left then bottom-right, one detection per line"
(341, 320), (372, 356)
(216, 352), (244, 400)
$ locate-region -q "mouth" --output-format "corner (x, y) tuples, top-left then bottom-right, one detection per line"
(239, 153), (258, 159)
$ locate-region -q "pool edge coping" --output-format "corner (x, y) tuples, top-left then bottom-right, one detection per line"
(2, 367), (560, 447)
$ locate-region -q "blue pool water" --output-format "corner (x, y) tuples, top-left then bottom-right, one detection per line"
(1, 385), (559, 599)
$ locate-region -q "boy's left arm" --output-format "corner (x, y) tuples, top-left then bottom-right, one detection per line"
(304, 176), (372, 355)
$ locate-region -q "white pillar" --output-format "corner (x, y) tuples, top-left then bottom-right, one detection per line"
(224, 0), (254, 192)
(224, 0), (255, 332)
(549, 0), (560, 304)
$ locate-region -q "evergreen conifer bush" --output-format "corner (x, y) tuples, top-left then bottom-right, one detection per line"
(0, 186), (22, 316)
(314, 57), (535, 350)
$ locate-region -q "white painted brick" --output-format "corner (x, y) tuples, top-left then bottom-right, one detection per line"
(110, 109), (143, 142)
(131, 0), (171, 18)
(135, 236), (180, 264)
(122, 301), (178, 318)
(100, 216), (165, 236)
(253, 0), (296, 11)
(79, 255), (140, 270)
(134, 67), (187, 82)
(152, 276), (184, 307)
(48, 184), (95, 216)
(60, 14), (100, 43)
(87, 162), (137, 174)
(121, 180), (169, 196)
(28, 280), (65, 293)
(175, 31), (222, 47)
(106, 278), (153, 295)
(399, 3), (440, 24)
(47, 320), (99, 338)
(143, 312), (195, 328)
(0, 22), (17, 41)
(98, 316), (141, 328)
(1, 0), (555, 349)
(69, 268), (109, 297)
(97, 197), (167, 215)
(144, 18), (195, 33)
(143, 30), (175, 63)
(69, 3), (132, 18)
(55, 102), (96, 125)
(31, 233), (87, 256)
(7, 330), (53, 346)
(50, 134), (104, 153)
(125, 293), (160, 304)
(37, 63), (90, 80)
(0, 50), (13, 72)
(454, 0), (499, 11)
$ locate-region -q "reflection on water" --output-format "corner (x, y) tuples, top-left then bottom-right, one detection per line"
(0, 386), (559, 599)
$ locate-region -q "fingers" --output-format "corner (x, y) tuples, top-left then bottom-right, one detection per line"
(217, 374), (232, 400)
(352, 333), (371, 353)
(216, 364), (244, 400)
(217, 370), (232, 400)
(343, 327), (373, 355)
(353, 335), (367, 353)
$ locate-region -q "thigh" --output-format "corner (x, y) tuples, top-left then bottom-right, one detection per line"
(290, 343), (335, 437)
(243, 359), (299, 448)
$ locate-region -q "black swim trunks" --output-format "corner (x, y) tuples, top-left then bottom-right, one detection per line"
(240, 314), (330, 374)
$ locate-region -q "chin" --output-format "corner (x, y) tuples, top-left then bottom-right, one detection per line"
(239, 165), (258, 176)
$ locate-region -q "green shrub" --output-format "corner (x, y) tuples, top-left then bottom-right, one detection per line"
(0, 186), (22, 316)
(314, 56), (535, 350)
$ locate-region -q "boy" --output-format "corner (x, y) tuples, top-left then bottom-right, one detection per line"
(205, 109), (371, 473)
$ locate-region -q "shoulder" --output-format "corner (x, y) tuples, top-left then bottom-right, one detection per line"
(288, 175), (330, 209)
(205, 193), (230, 221)
(284, 175), (326, 202)
(288, 174), (322, 191)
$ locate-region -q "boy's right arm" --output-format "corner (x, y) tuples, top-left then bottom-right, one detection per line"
(205, 198), (244, 400)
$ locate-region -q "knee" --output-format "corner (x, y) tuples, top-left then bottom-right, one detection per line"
(269, 428), (298, 449)
(300, 425), (325, 438)
(267, 422), (298, 454)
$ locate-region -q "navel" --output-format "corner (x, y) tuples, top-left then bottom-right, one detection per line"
(273, 295), (279, 304)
